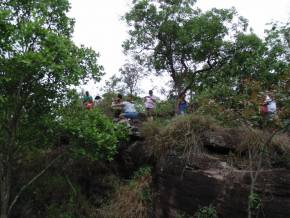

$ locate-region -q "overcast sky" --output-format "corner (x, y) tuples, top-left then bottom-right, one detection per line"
(68, 0), (290, 97)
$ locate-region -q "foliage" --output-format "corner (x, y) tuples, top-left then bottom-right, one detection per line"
(275, 68), (290, 121)
(154, 98), (176, 117)
(97, 167), (152, 218)
(143, 114), (219, 157)
(192, 22), (290, 129)
(265, 21), (290, 72)
(58, 94), (128, 161)
(101, 75), (125, 94)
(0, 0), (103, 216)
(248, 192), (261, 210)
(123, 0), (290, 130)
(124, 0), (250, 95)
(194, 82), (262, 127)
(13, 151), (120, 218)
(176, 211), (192, 218)
(195, 69), (290, 129)
(140, 113), (290, 169)
(119, 62), (146, 95)
(194, 205), (218, 218)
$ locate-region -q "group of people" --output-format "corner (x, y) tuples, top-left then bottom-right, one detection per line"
(83, 90), (277, 125)
(82, 89), (189, 122)
(110, 90), (190, 121)
(82, 91), (101, 110)
(111, 90), (158, 121)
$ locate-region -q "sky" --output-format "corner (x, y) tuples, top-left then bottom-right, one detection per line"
(68, 0), (290, 98)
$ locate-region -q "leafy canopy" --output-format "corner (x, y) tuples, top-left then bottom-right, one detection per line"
(123, 0), (248, 94)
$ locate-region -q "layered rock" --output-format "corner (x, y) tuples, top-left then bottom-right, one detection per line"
(153, 153), (290, 218)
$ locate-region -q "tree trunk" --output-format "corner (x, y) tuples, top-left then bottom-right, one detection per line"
(1, 116), (18, 218)
(0, 159), (11, 218)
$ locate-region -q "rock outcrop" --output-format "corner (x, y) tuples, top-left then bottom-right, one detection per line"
(115, 115), (290, 218)
(152, 153), (290, 218)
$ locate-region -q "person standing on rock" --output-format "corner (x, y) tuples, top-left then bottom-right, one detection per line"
(144, 90), (157, 121)
(260, 92), (277, 120)
(260, 92), (279, 129)
(176, 93), (188, 115)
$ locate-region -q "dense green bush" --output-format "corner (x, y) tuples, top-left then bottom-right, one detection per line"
(59, 105), (128, 160)
(155, 99), (176, 117)
(55, 91), (128, 161)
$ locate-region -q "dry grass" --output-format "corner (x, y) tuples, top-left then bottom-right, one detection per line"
(272, 133), (290, 154)
(96, 168), (152, 218)
(140, 114), (290, 168)
(141, 114), (219, 157)
(235, 127), (290, 154)
(236, 127), (269, 152)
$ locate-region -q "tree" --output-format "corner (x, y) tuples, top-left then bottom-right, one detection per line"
(0, 1), (103, 217)
(119, 62), (145, 95)
(102, 62), (145, 96)
(123, 0), (248, 96)
(101, 74), (125, 94)
(195, 20), (290, 126)
(264, 21), (290, 85)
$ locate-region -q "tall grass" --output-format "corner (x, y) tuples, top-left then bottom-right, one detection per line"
(96, 167), (152, 218)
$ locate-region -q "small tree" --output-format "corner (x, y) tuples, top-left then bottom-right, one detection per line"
(101, 74), (125, 94)
(119, 62), (145, 95)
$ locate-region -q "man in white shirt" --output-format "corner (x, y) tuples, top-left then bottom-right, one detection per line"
(264, 93), (277, 121)
(112, 94), (138, 119)
(265, 95), (276, 113)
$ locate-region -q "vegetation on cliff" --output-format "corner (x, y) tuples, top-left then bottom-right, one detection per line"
(1, 0), (290, 217)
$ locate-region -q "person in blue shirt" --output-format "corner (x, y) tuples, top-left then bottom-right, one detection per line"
(176, 93), (188, 115)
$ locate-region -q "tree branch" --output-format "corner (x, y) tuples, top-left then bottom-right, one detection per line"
(8, 153), (64, 215)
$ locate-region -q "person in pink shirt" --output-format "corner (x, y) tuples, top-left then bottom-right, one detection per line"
(144, 90), (157, 120)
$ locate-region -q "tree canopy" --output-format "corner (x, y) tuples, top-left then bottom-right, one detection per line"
(123, 0), (250, 95)
(0, 1), (107, 217)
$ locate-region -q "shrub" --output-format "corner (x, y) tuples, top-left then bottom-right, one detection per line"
(155, 99), (176, 117)
(140, 113), (290, 168)
(145, 114), (219, 157)
(97, 167), (152, 218)
(59, 105), (128, 161)
(194, 205), (218, 218)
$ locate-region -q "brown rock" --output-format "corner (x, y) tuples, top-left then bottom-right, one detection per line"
(153, 153), (290, 218)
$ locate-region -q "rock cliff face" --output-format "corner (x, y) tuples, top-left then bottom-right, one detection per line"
(117, 118), (290, 218)
(152, 153), (290, 218)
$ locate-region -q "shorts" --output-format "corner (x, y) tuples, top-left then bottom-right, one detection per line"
(123, 112), (138, 119)
(146, 107), (154, 116)
(85, 102), (93, 109)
